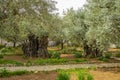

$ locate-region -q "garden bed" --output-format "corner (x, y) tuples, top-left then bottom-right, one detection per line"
(0, 67), (120, 80)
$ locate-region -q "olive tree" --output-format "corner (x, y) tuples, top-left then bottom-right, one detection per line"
(0, 0), (57, 58)
(84, 0), (120, 55)
(63, 0), (120, 57)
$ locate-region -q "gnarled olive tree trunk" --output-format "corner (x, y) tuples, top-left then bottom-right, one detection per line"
(83, 40), (102, 57)
(22, 34), (50, 58)
(37, 36), (50, 58)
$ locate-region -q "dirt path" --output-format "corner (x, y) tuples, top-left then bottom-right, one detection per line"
(0, 63), (120, 71)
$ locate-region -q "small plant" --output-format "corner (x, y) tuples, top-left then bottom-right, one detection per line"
(78, 73), (85, 80)
(57, 68), (93, 80)
(0, 60), (23, 66)
(98, 56), (109, 62)
(49, 50), (60, 59)
(0, 68), (10, 77)
(56, 72), (70, 80)
(0, 47), (16, 54)
(74, 52), (83, 58)
(25, 60), (33, 66)
(115, 53), (120, 58)
(78, 69), (94, 80)
(0, 68), (29, 78)
(0, 54), (4, 59)
(11, 70), (29, 76)
(104, 53), (112, 59)
(87, 74), (94, 80)
(0, 45), (4, 49)
(59, 49), (70, 54)
(0, 48), (10, 53)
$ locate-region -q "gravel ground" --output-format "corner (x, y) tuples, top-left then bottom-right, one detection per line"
(0, 63), (120, 71)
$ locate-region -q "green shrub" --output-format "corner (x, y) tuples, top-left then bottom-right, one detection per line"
(0, 45), (4, 49)
(0, 60), (23, 66)
(49, 50), (60, 59)
(57, 68), (93, 80)
(11, 70), (29, 76)
(98, 52), (112, 62)
(78, 74), (85, 80)
(0, 54), (4, 59)
(87, 74), (94, 80)
(74, 52), (83, 58)
(56, 72), (70, 80)
(0, 68), (10, 77)
(104, 53), (112, 59)
(78, 69), (94, 80)
(115, 53), (120, 58)
(0, 68), (29, 78)
(25, 60), (33, 66)
(0, 48), (10, 53)
(0, 47), (16, 54)
(98, 56), (109, 62)
(59, 49), (67, 54)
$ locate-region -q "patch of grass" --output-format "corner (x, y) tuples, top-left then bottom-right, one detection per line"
(33, 58), (88, 65)
(57, 68), (94, 80)
(87, 74), (94, 80)
(34, 58), (87, 65)
(78, 69), (94, 80)
(97, 53), (112, 62)
(73, 59), (87, 63)
(74, 51), (83, 58)
(115, 53), (120, 58)
(0, 54), (4, 59)
(0, 47), (16, 54)
(49, 50), (61, 59)
(0, 60), (23, 66)
(59, 48), (77, 54)
(0, 68), (29, 78)
(0, 48), (10, 53)
(35, 58), (68, 65)
(0, 47), (22, 55)
(104, 53), (112, 59)
(0, 45), (4, 49)
(97, 56), (109, 62)
(78, 73), (85, 80)
(59, 49), (70, 54)
(25, 60), (33, 66)
(56, 71), (70, 80)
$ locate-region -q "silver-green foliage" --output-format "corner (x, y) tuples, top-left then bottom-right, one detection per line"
(63, 0), (120, 52)
(0, 0), (56, 43)
(85, 0), (120, 50)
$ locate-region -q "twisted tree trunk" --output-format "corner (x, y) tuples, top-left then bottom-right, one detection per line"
(22, 34), (50, 58)
(38, 36), (50, 58)
(83, 40), (102, 57)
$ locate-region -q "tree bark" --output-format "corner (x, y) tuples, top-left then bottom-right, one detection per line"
(22, 34), (50, 58)
(83, 40), (102, 57)
(38, 36), (50, 58)
(13, 42), (16, 47)
(61, 41), (64, 50)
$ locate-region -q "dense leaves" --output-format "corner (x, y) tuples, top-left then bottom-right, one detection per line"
(63, 0), (120, 57)
(0, 0), (120, 57)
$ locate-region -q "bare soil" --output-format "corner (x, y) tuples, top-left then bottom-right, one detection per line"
(0, 71), (58, 80)
(2, 48), (120, 63)
(3, 53), (120, 64)
(0, 68), (120, 80)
